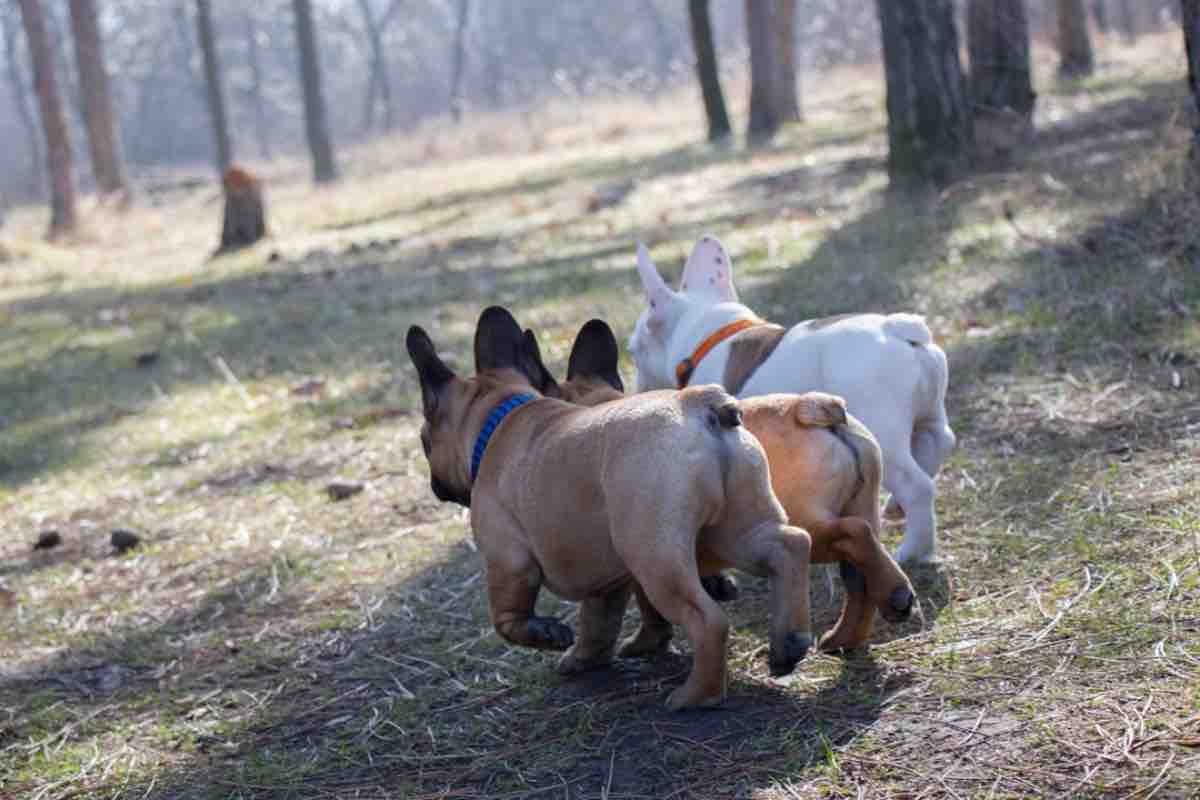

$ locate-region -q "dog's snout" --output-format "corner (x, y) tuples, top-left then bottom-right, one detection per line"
(887, 586), (915, 620)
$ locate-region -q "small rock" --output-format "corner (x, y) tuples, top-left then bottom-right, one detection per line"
(135, 351), (160, 368)
(291, 377), (326, 397)
(33, 530), (62, 551)
(326, 481), (364, 501)
(268, 250), (282, 262)
(111, 529), (142, 553)
(0, 586), (16, 609)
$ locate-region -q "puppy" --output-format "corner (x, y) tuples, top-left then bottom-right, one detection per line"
(629, 237), (956, 564)
(526, 319), (915, 652)
(407, 306), (814, 710)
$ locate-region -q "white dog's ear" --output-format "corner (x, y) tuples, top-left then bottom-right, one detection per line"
(636, 242), (676, 329)
(679, 235), (737, 302)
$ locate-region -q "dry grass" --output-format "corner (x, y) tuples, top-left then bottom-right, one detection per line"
(2, 37), (1199, 799)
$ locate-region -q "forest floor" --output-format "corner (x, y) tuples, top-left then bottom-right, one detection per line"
(2, 35), (1199, 800)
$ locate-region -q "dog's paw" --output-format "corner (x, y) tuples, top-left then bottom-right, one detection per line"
(701, 573), (739, 603)
(527, 617), (575, 651)
(768, 632), (812, 677)
(817, 628), (867, 655)
(556, 645), (614, 675)
(666, 685), (726, 712)
(617, 626), (673, 659)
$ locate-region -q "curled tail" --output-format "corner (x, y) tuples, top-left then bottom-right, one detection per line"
(882, 313), (933, 347)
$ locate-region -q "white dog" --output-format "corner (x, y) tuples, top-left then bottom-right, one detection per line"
(628, 236), (955, 563)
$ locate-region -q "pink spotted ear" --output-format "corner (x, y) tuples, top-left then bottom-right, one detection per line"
(636, 242), (675, 326)
(679, 234), (738, 302)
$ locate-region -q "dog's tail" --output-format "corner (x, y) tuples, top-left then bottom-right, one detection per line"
(882, 313), (932, 347)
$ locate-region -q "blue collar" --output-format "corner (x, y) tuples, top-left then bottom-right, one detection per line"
(470, 394), (536, 482)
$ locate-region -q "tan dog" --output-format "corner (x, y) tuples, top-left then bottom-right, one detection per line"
(407, 306), (815, 710)
(527, 319), (916, 652)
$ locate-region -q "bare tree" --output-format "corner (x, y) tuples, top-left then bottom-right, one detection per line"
(875, 0), (973, 188)
(968, 0), (1035, 157)
(746, 0), (781, 140)
(772, 0), (801, 123)
(1184, 0), (1200, 162)
(449, 0), (471, 123)
(16, 0), (76, 238)
(1092, 0), (1110, 33)
(68, 0), (127, 197)
(356, 0), (403, 131)
(1, 4), (42, 198)
(1057, 0), (1095, 78)
(196, 0), (233, 173)
(293, 0), (337, 183)
(687, 0), (731, 141)
(244, 12), (271, 158)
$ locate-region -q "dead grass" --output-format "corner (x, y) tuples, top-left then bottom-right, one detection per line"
(2, 36), (1199, 799)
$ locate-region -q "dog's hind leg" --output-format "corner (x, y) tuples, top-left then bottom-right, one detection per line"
(618, 582), (674, 658)
(485, 552), (575, 652)
(885, 454), (938, 564)
(558, 582), (633, 674)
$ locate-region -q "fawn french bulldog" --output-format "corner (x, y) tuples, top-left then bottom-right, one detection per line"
(525, 318), (915, 652)
(407, 306), (814, 709)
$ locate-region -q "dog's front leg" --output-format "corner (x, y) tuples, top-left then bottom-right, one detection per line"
(558, 581), (633, 674)
(485, 554), (574, 652)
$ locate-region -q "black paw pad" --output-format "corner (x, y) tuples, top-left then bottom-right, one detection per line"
(701, 573), (739, 603)
(528, 617), (575, 650)
(768, 632), (812, 677)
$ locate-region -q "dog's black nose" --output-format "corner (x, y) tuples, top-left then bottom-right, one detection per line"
(887, 586), (915, 620)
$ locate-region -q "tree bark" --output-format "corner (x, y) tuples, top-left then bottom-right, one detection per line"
(1057, 0), (1095, 77)
(68, 0), (126, 197)
(1092, 0), (1109, 33)
(449, 0), (470, 123)
(772, 0), (801, 123)
(745, 0), (780, 140)
(875, 0), (973, 189)
(2, 6), (43, 198)
(687, 0), (731, 142)
(196, 0), (233, 174)
(356, 0), (394, 131)
(16, 0), (77, 238)
(293, 0), (338, 182)
(967, 0), (1036, 157)
(244, 12), (271, 159)
(218, 166), (266, 253)
(1184, 0), (1200, 161)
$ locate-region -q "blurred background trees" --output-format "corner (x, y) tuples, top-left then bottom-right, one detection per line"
(1, 0), (1197, 215)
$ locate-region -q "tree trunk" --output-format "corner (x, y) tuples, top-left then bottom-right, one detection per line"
(1057, 0), (1095, 78)
(2, 6), (43, 198)
(1092, 0), (1109, 33)
(875, 0), (973, 189)
(1114, 0), (1139, 40)
(245, 12), (271, 159)
(16, 0), (77, 238)
(687, 0), (731, 142)
(1184, 0), (1200, 161)
(746, 0), (780, 140)
(772, 0), (802, 123)
(68, 0), (126, 198)
(968, 0), (1035, 158)
(293, 0), (338, 183)
(356, 0), (393, 131)
(449, 0), (470, 123)
(217, 166), (266, 253)
(195, 0), (233, 174)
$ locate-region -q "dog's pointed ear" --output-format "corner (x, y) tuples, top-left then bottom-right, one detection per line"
(475, 306), (540, 387)
(636, 242), (679, 331)
(407, 325), (455, 416)
(522, 328), (561, 397)
(568, 319), (624, 392)
(679, 234), (738, 302)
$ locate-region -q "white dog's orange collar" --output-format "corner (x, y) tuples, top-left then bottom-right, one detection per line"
(675, 318), (766, 388)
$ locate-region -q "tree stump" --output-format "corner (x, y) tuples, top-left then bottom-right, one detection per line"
(217, 165), (266, 254)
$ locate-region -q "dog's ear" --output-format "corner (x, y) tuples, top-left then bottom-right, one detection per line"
(679, 234), (738, 302)
(636, 242), (679, 334)
(522, 328), (561, 397)
(568, 319), (624, 392)
(406, 325), (456, 417)
(475, 306), (540, 386)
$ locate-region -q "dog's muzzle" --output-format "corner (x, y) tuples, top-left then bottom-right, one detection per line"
(431, 477), (471, 507)
(883, 586), (915, 623)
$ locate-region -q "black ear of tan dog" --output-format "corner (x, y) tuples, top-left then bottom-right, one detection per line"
(407, 326), (456, 414)
(567, 319), (624, 392)
(522, 328), (560, 396)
